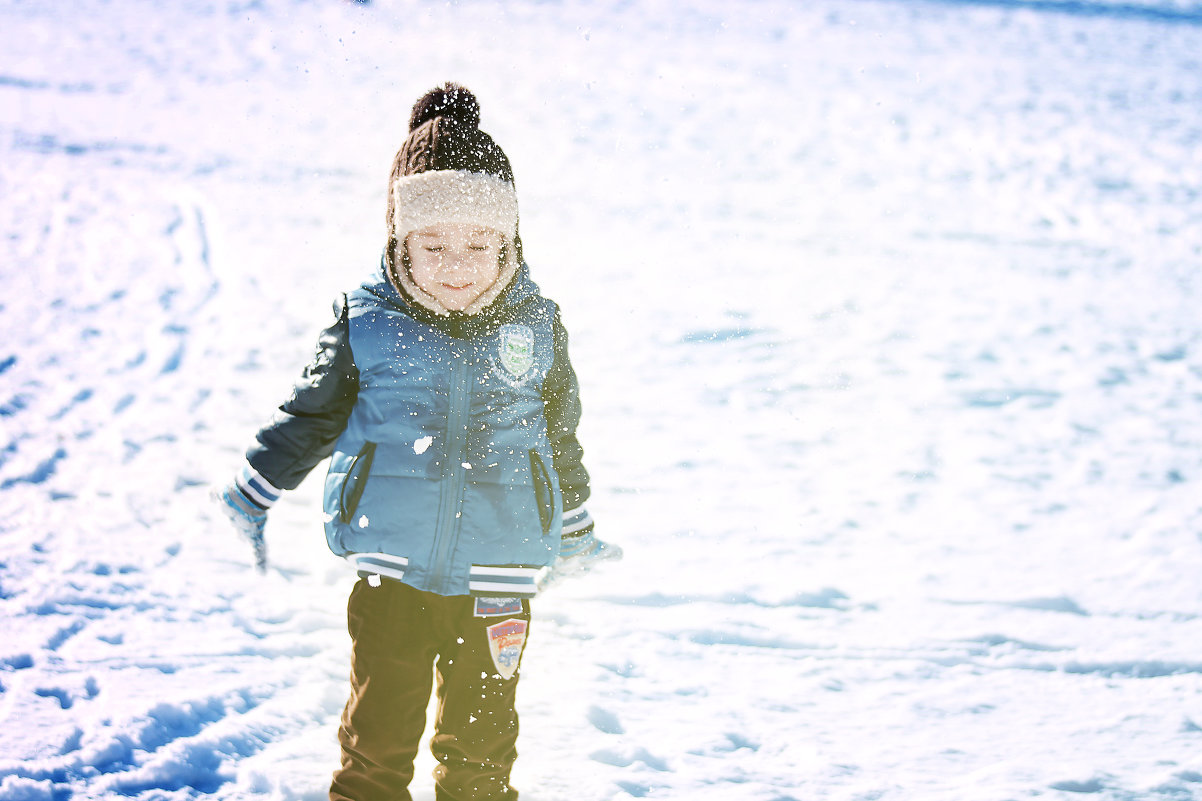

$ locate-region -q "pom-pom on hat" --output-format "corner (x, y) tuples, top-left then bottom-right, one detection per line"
(386, 83), (519, 251)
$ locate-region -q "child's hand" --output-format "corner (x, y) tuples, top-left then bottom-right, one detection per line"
(211, 482), (269, 573)
(540, 528), (622, 591)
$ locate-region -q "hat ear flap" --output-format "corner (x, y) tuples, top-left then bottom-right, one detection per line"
(387, 235), (409, 281)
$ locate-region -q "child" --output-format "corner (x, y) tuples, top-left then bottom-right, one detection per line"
(214, 83), (620, 801)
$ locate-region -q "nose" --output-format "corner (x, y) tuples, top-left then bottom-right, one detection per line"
(437, 250), (463, 271)
(439, 249), (474, 274)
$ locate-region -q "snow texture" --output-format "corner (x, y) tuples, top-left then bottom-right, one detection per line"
(2, 0), (1202, 799)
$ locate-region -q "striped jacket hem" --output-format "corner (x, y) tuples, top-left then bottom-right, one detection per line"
(350, 553), (546, 599)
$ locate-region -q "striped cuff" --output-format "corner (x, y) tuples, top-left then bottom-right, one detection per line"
(562, 506), (593, 537)
(236, 463), (282, 511)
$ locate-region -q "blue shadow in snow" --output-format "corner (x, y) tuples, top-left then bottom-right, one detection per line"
(0, 447), (67, 490)
(901, 0), (1202, 26)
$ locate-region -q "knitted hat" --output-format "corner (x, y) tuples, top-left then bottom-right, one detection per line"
(386, 83), (521, 316)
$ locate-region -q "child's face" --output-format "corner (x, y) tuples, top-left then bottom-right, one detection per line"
(406, 224), (505, 312)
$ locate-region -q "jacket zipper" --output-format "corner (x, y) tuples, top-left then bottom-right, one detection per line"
(429, 353), (472, 591)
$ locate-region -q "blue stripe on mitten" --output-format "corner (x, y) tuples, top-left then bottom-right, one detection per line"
(212, 465), (279, 573)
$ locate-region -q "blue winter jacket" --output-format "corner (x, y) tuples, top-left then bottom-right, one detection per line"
(246, 257), (591, 597)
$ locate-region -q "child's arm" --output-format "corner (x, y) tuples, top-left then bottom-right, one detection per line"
(542, 309), (590, 524)
(246, 296), (360, 490)
(540, 310), (621, 587)
(215, 297), (360, 569)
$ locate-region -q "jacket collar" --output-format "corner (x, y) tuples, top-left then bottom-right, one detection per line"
(366, 251), (540, 339)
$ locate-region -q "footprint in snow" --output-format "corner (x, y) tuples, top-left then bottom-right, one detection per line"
(1049, 777), (1107, 793)
(35, 686), (75, 709)
(45, 619), (87, 651)
(1011, 596), (1089, 616)
(590, 746), (669, 772)
(587, 705), (624, 734)
(33, 676), (98, 710)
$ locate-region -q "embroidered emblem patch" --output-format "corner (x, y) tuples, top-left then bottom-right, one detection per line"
(485, 618), (528, 680)
(496, 324), (535, 384)
(475, 596), (524, 618)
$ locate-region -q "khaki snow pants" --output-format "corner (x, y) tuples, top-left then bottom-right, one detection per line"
(329, 577), (531, 801)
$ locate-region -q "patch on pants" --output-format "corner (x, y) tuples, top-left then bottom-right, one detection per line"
(474, 597), (524, 617)
(485, 618), (528, 680)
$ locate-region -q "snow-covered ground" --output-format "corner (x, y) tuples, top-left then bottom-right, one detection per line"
(3, 0), (1202, 798)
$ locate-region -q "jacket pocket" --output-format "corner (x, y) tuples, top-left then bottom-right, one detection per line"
(339, 441), (377, 524)
(528, 450), (555, 536)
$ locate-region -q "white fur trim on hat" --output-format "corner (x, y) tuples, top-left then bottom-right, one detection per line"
(391, 170), (518, 241)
